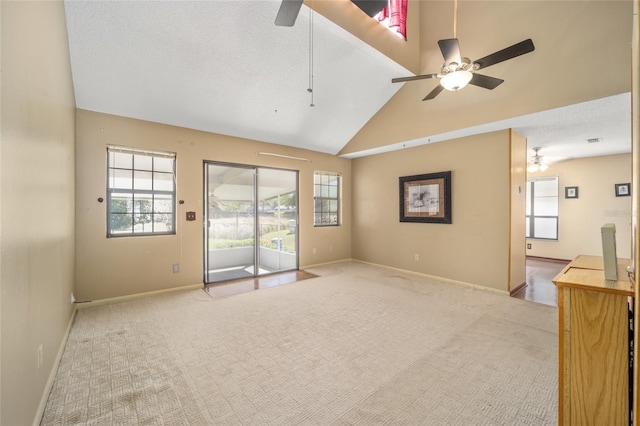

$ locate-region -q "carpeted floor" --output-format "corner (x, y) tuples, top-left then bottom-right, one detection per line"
(41, 261), (558, 425)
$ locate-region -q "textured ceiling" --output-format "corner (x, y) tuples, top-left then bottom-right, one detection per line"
(64, 0), (632, 163)
(64, 0), (410, 155)
(513, 94), (631, 164)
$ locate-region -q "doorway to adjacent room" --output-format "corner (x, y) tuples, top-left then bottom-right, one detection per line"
(513, 257), (568, 306)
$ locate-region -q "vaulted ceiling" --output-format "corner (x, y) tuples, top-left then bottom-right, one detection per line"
(64, 0), (633, 163)
(64, 0), (410, 155)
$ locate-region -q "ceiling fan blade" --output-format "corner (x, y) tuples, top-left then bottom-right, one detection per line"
(275, 0), (303, 26)
(392, 73), (438, 83)
(438, 38), (462, 65)
(423, 85), (444, 101)
(469, 73), (504, 90)
(473, 39), (535, 70)
(352, 0), (388, 17)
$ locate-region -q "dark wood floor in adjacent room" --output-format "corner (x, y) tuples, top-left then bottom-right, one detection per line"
(512, 257), (569, 307)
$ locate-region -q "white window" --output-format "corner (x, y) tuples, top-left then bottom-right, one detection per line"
(107, 146), (176, 237)
(314, 171), (340, 226)
(526, 176), (558, 240)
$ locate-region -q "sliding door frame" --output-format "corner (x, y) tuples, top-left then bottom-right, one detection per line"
(203, 160), (299, 284)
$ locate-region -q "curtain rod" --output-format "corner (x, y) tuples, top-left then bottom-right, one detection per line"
(257, 152), (309, 162)
(108, 145), (176, 158)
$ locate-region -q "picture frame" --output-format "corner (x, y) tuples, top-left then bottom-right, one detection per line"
(615, 183), (630, 197)
(399, 171), (452, 224)
(565, 186), (579, 199)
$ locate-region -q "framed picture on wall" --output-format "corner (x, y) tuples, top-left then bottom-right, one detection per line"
(565, 186), (579, 199)
(399, 171), (452, 224)
(615, 183), (630, 197)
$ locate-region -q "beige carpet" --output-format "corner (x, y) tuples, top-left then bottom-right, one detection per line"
(41, 261), (558, 425)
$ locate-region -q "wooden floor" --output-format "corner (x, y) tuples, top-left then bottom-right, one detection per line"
(204, 270), (317, 298)
(512, 257), (569, 307)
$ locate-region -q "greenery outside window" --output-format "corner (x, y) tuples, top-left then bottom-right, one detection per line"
(526, 176), (559, 240)
(314, 171), (340, 226)
(107, 146), (176, 237)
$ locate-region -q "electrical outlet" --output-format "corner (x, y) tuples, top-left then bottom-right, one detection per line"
(415, 254), (419, 261)
(527, 243), (532, 249)
(172, 264), (180, 273)
(37, 344), (43, 369)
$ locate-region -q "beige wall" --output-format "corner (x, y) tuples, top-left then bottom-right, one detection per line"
(1, 2), (76, 425)
(526, 154), (632, 260)
(351, 130), (514, 292)
(75, 110), (351, 301)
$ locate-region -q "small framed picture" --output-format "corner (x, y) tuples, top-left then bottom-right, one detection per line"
(615, 183), (630, 197)
(565, 186), (578, 199)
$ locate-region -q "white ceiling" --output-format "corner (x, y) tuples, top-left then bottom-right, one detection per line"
(513, 93), (631, 164)
(64, 0), (632, 163)
(64, 0), (410, 155)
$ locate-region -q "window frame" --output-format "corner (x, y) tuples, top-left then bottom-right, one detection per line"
(314, 171), (341, 227)
(526, 176), (559, 241)
(106, 146), (177, 238)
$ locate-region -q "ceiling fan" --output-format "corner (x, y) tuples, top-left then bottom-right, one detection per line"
(392, 0), (535, 100)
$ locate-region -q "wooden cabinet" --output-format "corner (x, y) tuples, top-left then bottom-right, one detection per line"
(552, 255), (634, 426)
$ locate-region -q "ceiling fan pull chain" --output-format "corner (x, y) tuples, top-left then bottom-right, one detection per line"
(308, 5), (315, 107)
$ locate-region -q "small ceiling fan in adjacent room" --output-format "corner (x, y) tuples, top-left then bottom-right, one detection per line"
(527, 147), (549, 172)
(392, 0), (535, 100)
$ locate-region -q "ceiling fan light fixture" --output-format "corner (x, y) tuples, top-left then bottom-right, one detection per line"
(527, 162), (548, 173)
(527, 163), (540, 173)
(527, 147), (549, 172)
(440, 70), (473, 91)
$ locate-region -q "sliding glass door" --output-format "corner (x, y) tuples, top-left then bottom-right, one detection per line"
(256, 167), (298, 276)
(204, 162), (298, 284)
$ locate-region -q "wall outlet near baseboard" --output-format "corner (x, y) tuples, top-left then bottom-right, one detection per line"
(527, 243), (532, 249)
(172, 264), (180, 273)
(414, 254), (420, 261)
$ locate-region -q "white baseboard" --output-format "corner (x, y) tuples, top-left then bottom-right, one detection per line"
(33, 305), (78, 426)
(75, 283), (204, 309)
(351, 259), (510, 295)
(301, 258), (355, 270)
